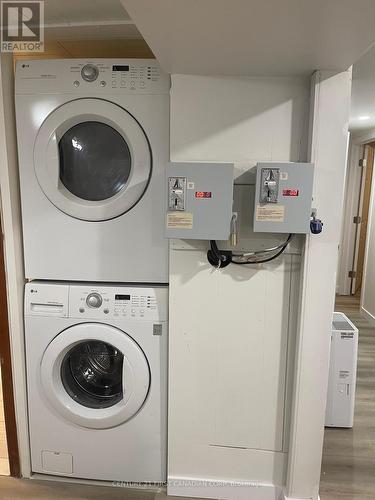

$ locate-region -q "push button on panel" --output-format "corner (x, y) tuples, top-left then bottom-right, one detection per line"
(86, 293), (102, 308)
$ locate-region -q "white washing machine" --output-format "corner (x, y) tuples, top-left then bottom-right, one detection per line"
(24, 281), (167, 482)
(15, 59), (169, 282)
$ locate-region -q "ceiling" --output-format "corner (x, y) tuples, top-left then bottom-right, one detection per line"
(44, 0), (139, 40)
(45, 0), (130, 24)
(350, 46), (375, 133)
(121, 0), (375, 77)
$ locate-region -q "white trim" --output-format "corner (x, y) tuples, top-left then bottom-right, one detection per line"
(286, 69), (352, 499)
(284, 497), (319, 500)
(360, 138), (375, 316)
(361, 305), (375, 323)
(0, 54), (31, 477)
(167, 476), (283, 500)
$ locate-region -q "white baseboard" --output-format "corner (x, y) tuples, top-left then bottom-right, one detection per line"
(284, 492), (319, 500)
(284, 496), (319, 500)
(361, 305), (375, 324)
(167, 476), (283, 500)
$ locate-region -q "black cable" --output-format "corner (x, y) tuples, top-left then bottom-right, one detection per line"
(207, 240), (232, 268)
(207, 234), (294, 267)
(231, 234), (293, 265)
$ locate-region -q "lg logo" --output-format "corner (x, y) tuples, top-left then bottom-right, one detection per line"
(1, 1), (44, 52)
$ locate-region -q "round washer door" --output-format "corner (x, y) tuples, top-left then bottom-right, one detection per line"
(40, 323), (150, 429)
(34, 98), (151, 221)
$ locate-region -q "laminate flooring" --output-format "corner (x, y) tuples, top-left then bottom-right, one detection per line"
(320, 295), (375, 500)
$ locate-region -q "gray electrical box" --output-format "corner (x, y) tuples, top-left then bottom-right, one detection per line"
(166, 162), (234, 240)
(253, 162), (314, 234)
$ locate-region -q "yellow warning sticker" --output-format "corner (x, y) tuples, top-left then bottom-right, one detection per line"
(167, 212), (193, 229)
(256, 204), (285, 222)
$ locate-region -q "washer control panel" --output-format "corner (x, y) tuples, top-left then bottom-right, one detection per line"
(69, 284), (168, 321)
(25, 283), (168, 321)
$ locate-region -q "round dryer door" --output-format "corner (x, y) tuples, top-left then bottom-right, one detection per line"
(34, 98), (151, 221)
(40, 323), (150, 429)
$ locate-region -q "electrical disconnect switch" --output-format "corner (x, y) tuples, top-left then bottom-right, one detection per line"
(254, 162), (314, 234)
(168, 177), (186, 211)
(260, 168), (280, 203)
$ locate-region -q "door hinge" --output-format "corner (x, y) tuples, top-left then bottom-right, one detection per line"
(353, 215), (362, 224)
(348, 270), (357, 278)
(359, 158), (367, 167)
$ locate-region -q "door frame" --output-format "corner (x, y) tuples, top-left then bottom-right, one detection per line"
(337, 128), (375, 296)
(0, 219), (20, 476)
(336, 138), (363, 295)
(0, 53), (30, 478)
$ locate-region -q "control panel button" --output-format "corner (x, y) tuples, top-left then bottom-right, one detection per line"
(86, 292), (102, 308)
(81, 64), (99, 82)
(79, 307), (84, 313)
(103, 308), (109, 314)
(73, 80), (80, 87)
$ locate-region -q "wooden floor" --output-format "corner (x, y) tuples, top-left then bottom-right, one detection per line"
(320, 294), (375, 500)
(0, 368), (10, 476)
(0, 478), (204, 500)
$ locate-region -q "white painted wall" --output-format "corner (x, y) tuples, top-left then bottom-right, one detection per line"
(362, 158), (375, 320)
(170, 75), (309, 164)
(168, 74), (310, 499)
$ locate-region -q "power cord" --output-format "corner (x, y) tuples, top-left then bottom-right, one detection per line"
(207, 234), (294, 268)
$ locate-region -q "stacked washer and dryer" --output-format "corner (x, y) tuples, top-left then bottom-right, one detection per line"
(15, 59), (169, 482)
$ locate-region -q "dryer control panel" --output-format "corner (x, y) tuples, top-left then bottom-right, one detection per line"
(15, 59), (170, 95)
(25, 282), (168, 321)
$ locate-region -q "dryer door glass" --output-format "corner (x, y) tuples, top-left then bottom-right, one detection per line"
(61, 340), (124, 409)
(59, 121), (132, 201)
(34, 98), (152, 221)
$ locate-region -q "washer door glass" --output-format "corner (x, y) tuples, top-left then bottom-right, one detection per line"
(59, 122), (132, 202)
(61, 340), (124, 409)
(40, 323), (150, 429)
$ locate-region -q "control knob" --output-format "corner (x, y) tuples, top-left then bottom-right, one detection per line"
(81, 64), (99, 82)
(86, 293), (102, 308)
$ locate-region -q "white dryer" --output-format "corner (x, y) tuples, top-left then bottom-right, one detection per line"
(25, 281), (167, 482)
(15, 59), (169, 282)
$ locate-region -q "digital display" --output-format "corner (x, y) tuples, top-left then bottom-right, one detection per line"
(283, 189), (299, 197)
(195, 191), (212, 198)
(115, 294), (131, 300)
(112, 65), (130, 72)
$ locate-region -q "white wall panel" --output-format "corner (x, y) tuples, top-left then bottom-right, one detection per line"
(170, 75), (309, 165)
(168, 74), (309, 498)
